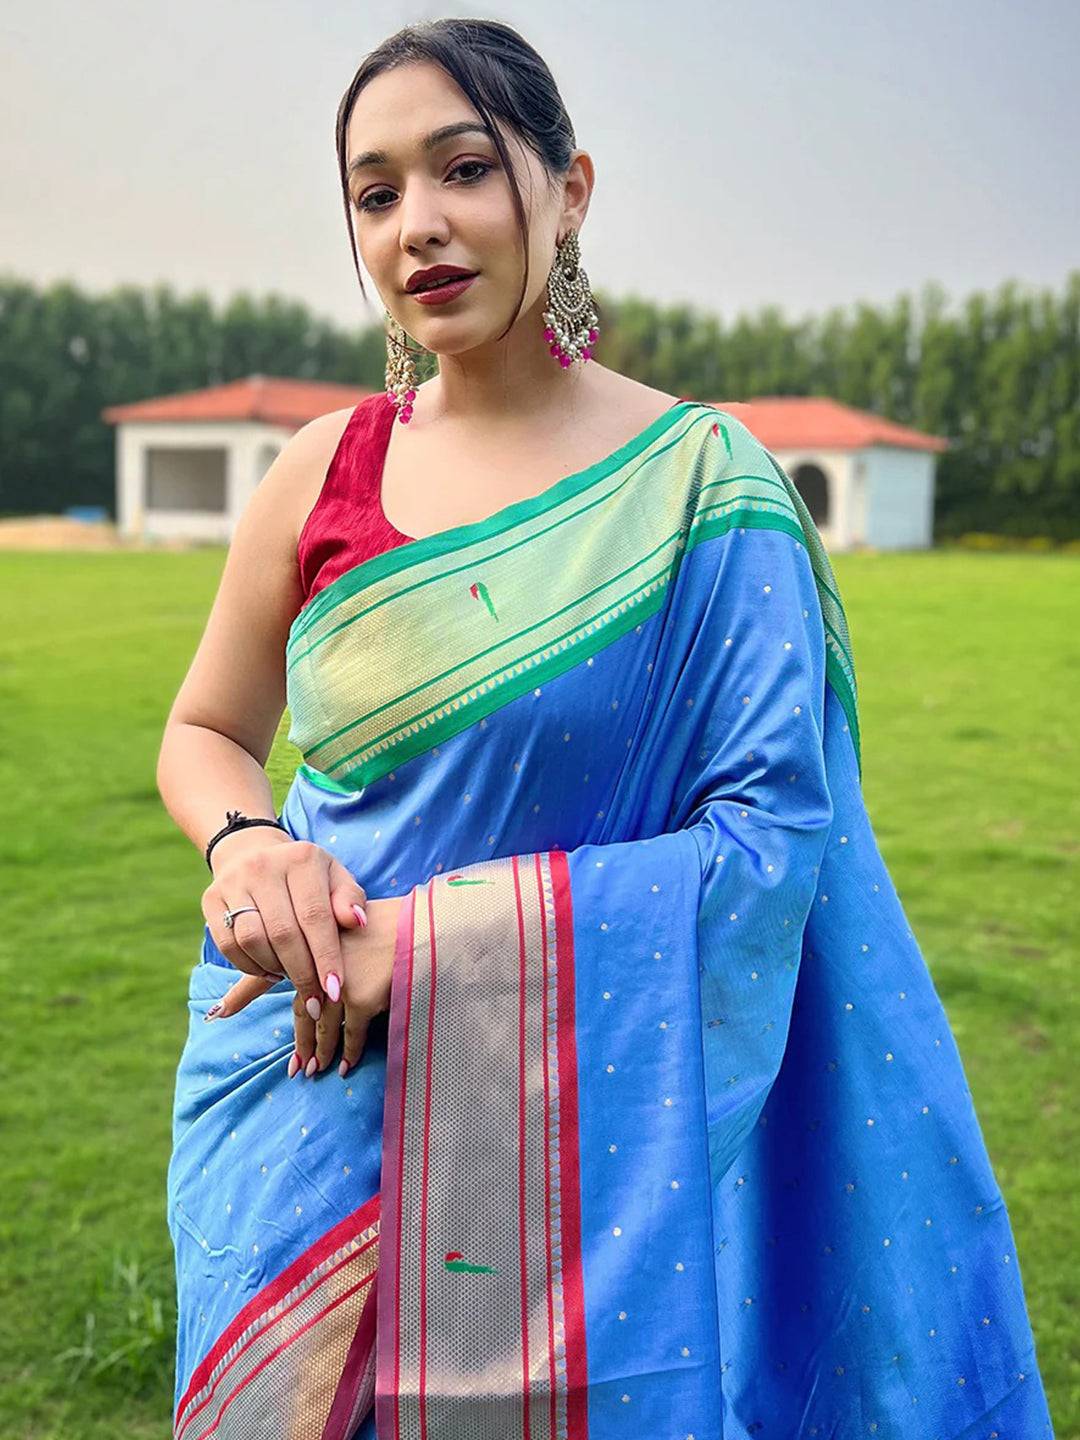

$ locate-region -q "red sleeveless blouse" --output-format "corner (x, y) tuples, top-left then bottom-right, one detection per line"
(296, 392), (410, 615)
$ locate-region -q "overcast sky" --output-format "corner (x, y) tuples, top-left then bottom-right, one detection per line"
(2, 0), (1076, 332)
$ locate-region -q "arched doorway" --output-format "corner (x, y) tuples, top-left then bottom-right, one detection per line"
(792, 463), (830, 526)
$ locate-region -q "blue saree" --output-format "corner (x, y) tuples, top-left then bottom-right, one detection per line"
(167, 399), (1054, 1438)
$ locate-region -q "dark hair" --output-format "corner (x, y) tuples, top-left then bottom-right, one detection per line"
(335, 18), (581, 344)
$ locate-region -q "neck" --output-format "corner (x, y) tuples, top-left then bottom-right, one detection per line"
(414, 290), (607, 428)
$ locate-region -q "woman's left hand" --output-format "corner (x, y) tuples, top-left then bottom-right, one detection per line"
(206, 894), (404, 1077)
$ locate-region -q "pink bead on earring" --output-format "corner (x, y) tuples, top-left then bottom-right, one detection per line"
(384, 308), (419, 423)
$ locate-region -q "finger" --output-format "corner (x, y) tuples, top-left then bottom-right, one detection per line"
(313, 998), (344, 1073)
(327, 861), (369, 932)
(207, 849), (304, 986)
(247, 849), (324, 1018)
(291, 988), (318, 1078)
(220, 856), (303, 979)
(201, 886), (281, 980)
(205, 972), (277, 1021)
(340, 1006), (371, 1077)
(224, 892), (288, 978)
(284, 849), (347, 997)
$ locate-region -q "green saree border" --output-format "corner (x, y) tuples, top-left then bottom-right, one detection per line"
(761, 448), (861, 771)
(293, 567), (677, 799)
(297, 760), (360, 795)
(287, 398), (702, 652)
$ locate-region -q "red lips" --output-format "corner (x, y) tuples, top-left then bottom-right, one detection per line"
(405, 264), (478, 293)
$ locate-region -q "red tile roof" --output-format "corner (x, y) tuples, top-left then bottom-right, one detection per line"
(101, 375), (374, 428)
(709, 394), (949, 452)
(101, 376), (949, 453)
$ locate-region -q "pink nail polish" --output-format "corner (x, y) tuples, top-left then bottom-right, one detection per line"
(204, 1002), (223, 1022)
(306, 995), (322, 1021)
(287, 1052), (301, 1079)
(352, 903), (368, 928)
(305, 1054), (318, 1077)
(326, 971), (341, 1003)
(338, 1059), (349, 1077)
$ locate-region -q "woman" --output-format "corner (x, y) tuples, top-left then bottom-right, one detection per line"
(161, 19), (1054, 1440)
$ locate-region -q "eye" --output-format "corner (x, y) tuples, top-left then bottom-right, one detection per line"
(355, 159), (494, 214)
(450, 159), (493, 185)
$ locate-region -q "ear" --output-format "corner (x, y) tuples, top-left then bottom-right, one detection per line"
(205, 972), (278, 1021)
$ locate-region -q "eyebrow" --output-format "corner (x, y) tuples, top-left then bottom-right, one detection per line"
(347, 122), (494, 178)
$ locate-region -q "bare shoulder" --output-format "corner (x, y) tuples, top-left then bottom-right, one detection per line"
(587, 367), (682, 429)
(608, 373), (682, 409)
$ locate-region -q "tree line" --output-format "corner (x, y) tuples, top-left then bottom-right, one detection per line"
(0, 269), (1076, 540)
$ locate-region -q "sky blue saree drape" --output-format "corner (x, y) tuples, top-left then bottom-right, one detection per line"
(167, 400), (1054, 1439)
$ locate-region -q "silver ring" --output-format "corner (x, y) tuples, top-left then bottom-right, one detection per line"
(222, 905), (260, 930)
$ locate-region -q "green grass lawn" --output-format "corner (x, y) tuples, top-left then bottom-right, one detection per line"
(0, 546), (1076, 1439)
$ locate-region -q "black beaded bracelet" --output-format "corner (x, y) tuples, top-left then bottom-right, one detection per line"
(205, 809), (289, 872)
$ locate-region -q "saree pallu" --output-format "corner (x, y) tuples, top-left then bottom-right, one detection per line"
(167, 400), (1054, 1439)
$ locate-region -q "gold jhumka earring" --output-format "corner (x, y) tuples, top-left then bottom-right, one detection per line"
(383, 311), (421, 423)
(384, 229), (600, 425)
(542, 227), (600, 370)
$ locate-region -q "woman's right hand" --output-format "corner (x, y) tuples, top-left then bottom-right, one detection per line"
(203, 894), (403, 1079)
(201, 826), (369, 1019)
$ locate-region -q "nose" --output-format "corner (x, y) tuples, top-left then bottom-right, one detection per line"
(398, 180), (451, 255)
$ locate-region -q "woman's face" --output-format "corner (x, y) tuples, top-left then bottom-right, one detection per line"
(344, 60), (589, 356)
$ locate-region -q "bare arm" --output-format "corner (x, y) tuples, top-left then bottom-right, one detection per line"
(156, 410), (346, 866)
(157, 404), (372, 996)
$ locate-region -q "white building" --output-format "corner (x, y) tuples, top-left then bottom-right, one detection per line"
(105, 378), (947, 551)
(103, 375), (369, 543)
(721, 394), (948, 551)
